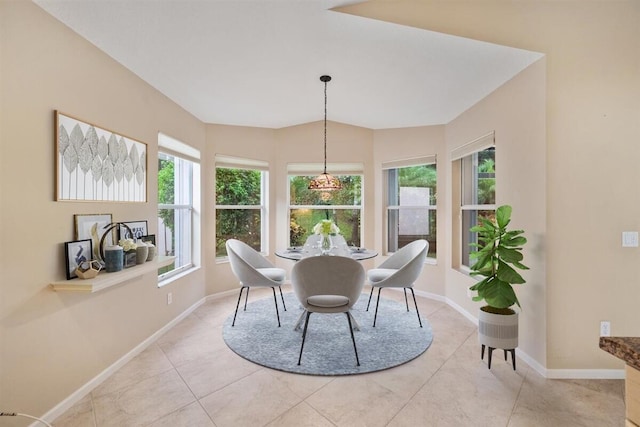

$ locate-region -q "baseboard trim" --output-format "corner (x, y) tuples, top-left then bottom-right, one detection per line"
(545, 369), (625, 379)
(413, 289), (624, 380)
(40, 297), (206, 425)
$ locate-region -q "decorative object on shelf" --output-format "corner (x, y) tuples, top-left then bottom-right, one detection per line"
(55, 111), (147, 202)
(313, 219), (340, 255)
(469, 205), (528, 370)
(308, 75), (342, 191)
(119, 238), (137, 268)
(140, 234), (156, 245)
(118, 220), (148, 241)
(98, 222), (132, 261)
(135, 241), (149, 264)
(145, 241), (156, 261)
(75, 213), (114, 262)
(64, 239), (92, 280)
(103, 245), (124, 273)
(140, 234), (156, 261)
(75, 259), (103, 279)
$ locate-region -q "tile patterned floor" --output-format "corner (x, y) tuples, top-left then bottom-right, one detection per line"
(53, 286), (625, 427)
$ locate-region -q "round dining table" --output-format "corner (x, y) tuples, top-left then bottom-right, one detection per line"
(275, 246), (378, 261)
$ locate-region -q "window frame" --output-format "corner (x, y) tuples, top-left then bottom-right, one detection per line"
(287, 163), (364, 248)
(157, 133), (200, 285)
(452, 132), (496, 270)
(214, 155), (269, 259)
(383, 156), (437, 261)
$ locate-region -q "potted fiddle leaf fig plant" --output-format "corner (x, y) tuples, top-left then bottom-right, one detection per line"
(469, 204), (528, 370)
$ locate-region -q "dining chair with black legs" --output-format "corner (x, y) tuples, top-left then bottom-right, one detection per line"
(226, 239), (287, 327)
(366, 239), (428, 327)
(291, 256), (365, 366)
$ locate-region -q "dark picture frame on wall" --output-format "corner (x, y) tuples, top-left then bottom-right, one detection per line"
(64, 239), (92, 280)
(118, 220), (148, 241)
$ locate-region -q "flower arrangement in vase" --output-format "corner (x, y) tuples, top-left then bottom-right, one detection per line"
(119, 238), (137, 268)
(313, 219), (340, 254)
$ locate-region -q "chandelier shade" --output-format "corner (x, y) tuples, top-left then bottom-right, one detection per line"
(308, 75), (342, 191)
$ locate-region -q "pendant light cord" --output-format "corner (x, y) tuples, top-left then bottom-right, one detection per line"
(323, 78), (328, 174)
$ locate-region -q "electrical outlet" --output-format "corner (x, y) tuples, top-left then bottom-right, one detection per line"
(600, 321), (611, 337)
(167, 292), (172, 305)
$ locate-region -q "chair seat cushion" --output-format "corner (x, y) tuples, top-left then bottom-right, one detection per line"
(307, 295), (349, 308)
(367, 268), (398, 284)
(257, 267), (286, 283)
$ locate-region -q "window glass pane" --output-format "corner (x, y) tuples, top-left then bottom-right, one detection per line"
(289, 208), (361, 247)
(216, 209), (262, 256)
(158, 152), (194, 279)
(462, 209), (495, 267)
(216, 168), (262, 205)
(462, 147), (495, 205)
(215, 166), (265, 257)
(386, 164), (436, 258)
(290, 175), (361, 206)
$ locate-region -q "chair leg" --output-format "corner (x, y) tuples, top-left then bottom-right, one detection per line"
(232, 286), (247, 327)
(346, 312), (360, 366)
(271, 287), (281, 327)
(366, 286), (374, 311)
(408, 287), (423, 328)
(373, 287), (382, 327)
(279, 286), (287, 311)
(298, 311), (311, 365)
(403, 288), (409, 311)
(243, 287), (250, 311)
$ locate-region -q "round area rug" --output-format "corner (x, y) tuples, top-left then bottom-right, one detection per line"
(222, 292), (433, 375)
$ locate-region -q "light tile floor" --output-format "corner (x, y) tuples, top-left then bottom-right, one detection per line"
(53, 286), (625, 427)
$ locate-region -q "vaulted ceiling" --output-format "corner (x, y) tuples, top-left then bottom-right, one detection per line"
(34, 0), (543, 129)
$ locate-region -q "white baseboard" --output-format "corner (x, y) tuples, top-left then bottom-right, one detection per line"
(412, 289), (625, 380)
(40, 297), (206, 425)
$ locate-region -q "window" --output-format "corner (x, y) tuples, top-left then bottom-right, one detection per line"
(384, 157), (436, 259)
(157, 134), (200, 281)
(459, 145), (495, 268)
(288, 164), (363, 247)
(215, 156), (268, 258)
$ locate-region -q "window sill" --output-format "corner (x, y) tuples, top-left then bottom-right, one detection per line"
(51, 256), (175, 293)
(158, 265), (200, 288)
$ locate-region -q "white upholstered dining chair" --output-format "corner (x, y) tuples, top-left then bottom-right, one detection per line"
(366, 239), (428, 327)
(291, 256), (365, 366)
(226, 239), (287, 327)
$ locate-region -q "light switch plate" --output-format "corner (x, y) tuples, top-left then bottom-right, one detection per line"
(622, 231), (639, 247)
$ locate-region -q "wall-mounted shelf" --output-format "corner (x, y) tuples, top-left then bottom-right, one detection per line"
(50, 256), (175, 293)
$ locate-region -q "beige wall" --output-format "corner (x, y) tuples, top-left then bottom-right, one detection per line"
(1, 1), (207, 419)
(445, 59), (547, 367)
(4, 0), (639, 421)
(340, 0), (640, 370)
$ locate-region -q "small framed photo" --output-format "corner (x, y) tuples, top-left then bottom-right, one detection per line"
(74, 213), (114, 261)
(118, 220), (148, 241)
(140, 234), (156, 245)
(64, 239), (93, 280)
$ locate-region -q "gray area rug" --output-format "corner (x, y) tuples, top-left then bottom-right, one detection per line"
(222, 292), (433, 375)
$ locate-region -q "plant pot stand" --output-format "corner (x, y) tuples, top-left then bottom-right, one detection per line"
(481, 345), (516, 370)
(478, 308), (518, 370)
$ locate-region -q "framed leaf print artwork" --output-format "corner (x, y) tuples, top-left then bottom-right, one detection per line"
(55, 111), (147, 202)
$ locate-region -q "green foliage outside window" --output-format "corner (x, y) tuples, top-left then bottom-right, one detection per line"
(216, 168), (263, 255)
(289, 175), (362, 247)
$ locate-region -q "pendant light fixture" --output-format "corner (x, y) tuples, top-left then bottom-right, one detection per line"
(308, 75), (342, 191)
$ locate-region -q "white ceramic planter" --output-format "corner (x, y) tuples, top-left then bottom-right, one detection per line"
(478, 309), (518, 350)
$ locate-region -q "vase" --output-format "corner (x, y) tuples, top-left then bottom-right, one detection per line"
(136, 242), (149, 264)
(321, 234), (332, 254)
(124, 250), (137, 268)
(104, 245), (124, 273)
(146, 242), (156, 261)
